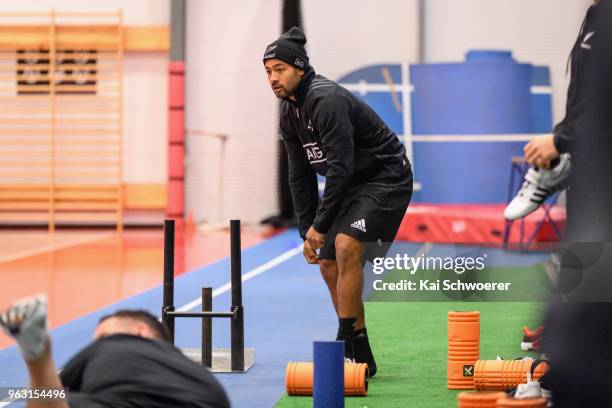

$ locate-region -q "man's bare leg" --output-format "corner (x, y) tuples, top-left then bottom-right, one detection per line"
(319, 259), (340, 314)
(334, 233), (363, 360)
(333, 234), (377, 376)
(335, 234), (364, 322)
(319, 259), (366, 330)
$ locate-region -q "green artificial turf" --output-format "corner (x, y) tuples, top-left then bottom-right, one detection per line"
(275, 292), (544, 407)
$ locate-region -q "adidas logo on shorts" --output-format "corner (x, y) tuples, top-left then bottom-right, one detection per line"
(350, 219), (367, 232)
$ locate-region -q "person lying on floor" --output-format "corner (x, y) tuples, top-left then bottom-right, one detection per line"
(0, 295), (230, 408)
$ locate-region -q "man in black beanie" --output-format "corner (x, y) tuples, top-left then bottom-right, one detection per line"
(263, 27), (413, 377)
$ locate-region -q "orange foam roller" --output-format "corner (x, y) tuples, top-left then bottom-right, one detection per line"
(474, 360), (548, 391)
(449, 352), (480, 359)
(496, 397), (548, 407)
(449, 341), (480, 348)
(449, 350), (480, 357)
(448, 311), (480, 390)
(448, 346), (480, 352)
(457, 391), (508, 408)
(449, 347), (479, 354)
(449, 356), (481, 362)
(449, 345), (479, 349)
(449, 347), (479, 352)
(448, 361), (478, 390)
(448, 311), (481, 342)
(285, 362), (368, 396)
(449, 343), (480, 347)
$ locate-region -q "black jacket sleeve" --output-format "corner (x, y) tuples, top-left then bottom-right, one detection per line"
(553, 118), (573, 153)
(281, 115), (319, 239)
(309, 93), (355, 234)
(59, 343), (94, 390)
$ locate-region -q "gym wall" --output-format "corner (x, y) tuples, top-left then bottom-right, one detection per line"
(424, 0), (591, 126)
(185, 0), (283, 225)
(185, 0), (420, 224)
(0, 0), (170, 212)
(0, 1), (589, 224)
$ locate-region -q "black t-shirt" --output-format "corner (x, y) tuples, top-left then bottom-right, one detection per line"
(59, 334), (230, 408)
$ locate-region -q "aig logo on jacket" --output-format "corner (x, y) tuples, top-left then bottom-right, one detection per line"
(303, 142), (326, 163)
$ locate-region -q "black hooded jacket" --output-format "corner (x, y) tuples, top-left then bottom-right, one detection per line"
(553, 3), (600, 153)
(562, 0), (612, 241)
(280, 68), (412, 238)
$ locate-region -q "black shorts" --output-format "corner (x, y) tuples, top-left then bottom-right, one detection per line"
(318, 173), (413, 262)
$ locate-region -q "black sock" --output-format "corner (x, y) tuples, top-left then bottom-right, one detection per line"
(354, 327), (367, 338)
(353, 327), (377, 377)
(338, 317), (356, 359)
(337, 326), (367, 340)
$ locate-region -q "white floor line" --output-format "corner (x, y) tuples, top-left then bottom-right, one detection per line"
(0, 241), (426, 407)
(0, 232), (115, 264)
(0, 244), (303, 408)
(0, 242), (303, 408)
(415, 242), (434, 259)
(176, 241), (433, 312)
(176, 244), (304, 312)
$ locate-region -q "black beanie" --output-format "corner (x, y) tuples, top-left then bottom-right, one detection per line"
(263, 26), (309, 70)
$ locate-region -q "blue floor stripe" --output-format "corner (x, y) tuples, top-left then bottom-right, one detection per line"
(0, 233), (551, 407)
(0, 229), (335, 408)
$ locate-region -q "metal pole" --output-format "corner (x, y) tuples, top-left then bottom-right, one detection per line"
(230, 219), (244, 371)
(201, 287), (212, 368)
(162, 219), (176, 343)
(169, 311), (234, 318)
(418, 0), (426, 63)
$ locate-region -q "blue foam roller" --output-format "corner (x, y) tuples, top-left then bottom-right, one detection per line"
(313, 341), (344, 408)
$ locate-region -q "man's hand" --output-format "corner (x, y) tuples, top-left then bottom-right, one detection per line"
(524, 135), (560, 169)
(305, 226), (325, 250)
(303, 240), (320, 264)
(303, 226), (325, 264)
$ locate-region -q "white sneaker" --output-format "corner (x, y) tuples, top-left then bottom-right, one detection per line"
(512, 360), (553, 406)
(504, 154), (571, 221)
(0, 294), (48, 361)
(515, 379), (542, 399)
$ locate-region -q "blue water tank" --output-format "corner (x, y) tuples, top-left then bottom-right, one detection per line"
(410, 50), (552, 203)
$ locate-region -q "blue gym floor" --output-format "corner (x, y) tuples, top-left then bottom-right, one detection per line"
(0, 230), (550, 407)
